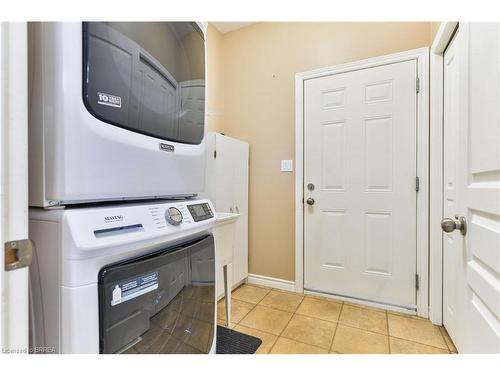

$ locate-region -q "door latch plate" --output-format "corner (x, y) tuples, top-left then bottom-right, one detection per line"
(4, 239), (33, 271)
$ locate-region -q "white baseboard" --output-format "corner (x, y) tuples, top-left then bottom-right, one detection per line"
(247, 273), (296, 292)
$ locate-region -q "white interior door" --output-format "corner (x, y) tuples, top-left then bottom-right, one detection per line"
(304, 59), (418, 309)
(442, 28), (461, 346)
(442, 23), (500, 354)
(214, 134), (236, 213)
(231, 139), (249, 285)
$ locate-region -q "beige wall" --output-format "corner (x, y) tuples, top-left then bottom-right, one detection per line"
(429, 22), (441, 44)
(208, 22), (435, 281)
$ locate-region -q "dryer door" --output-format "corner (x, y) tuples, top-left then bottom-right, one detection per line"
(98, 235), (215, 354)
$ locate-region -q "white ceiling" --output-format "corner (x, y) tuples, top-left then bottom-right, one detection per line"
(211, 22), (255, 34)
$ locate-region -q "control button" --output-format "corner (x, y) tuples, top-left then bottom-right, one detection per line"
(165, 207), (183, 226)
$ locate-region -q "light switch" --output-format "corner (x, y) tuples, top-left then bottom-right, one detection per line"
(281, 160), (293, 172)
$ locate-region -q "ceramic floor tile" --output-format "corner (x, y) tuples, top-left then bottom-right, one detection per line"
(259, 290), (304, 313)
(281, 314), (337, 350)
(389, 337), (449, 354)
(217, 298), (255, 323)
(331, 324), (389, 354)
(232, 284), (271, 304)
(295, 297), (343, 323)
(338, 304), (388, 334)
(388, 314), (448, 349)
(439, 326), (458, 353)
(239, 305), (293, 335)
(233, 325), (279, 354)
(270, 337), (328, 354)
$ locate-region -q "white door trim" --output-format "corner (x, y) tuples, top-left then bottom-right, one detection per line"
(0, 22), (30, 352)
(295, 47), (430, 316)
(429, 22), (458, 325)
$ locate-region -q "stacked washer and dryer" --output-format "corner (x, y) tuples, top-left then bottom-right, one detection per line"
(27, 22), (217, 353)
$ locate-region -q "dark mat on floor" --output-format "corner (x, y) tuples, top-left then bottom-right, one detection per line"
(216, 325), (262, 354)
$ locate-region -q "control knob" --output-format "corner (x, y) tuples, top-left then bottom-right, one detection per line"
(165, 207), (183, 226)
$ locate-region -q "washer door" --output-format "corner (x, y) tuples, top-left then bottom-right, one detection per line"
(98, 235), (215, 354)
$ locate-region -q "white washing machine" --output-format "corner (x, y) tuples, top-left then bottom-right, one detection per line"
(29, 198), (216, 354)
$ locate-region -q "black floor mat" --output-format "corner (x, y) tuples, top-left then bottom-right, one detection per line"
(216, 325), (262, 354)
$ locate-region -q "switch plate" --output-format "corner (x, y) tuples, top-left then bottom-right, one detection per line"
(281, 160), (293, 172)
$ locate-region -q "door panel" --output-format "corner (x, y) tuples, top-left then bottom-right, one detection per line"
(460, 23), (500, 353)
(443, 23), (500, 353)
(304, 59), (418, 309)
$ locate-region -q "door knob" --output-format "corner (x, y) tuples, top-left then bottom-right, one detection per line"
(306, 198), (315, 205)
(441, 215), (467, 235)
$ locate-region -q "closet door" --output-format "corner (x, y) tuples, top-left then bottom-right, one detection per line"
(232, 140), (249, 285)
(214, 134), (236, 213)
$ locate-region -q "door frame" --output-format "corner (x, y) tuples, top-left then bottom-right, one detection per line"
(0, 22), (30, 352)
(428, 22), (459, 325)
(294, 47), (430, 316)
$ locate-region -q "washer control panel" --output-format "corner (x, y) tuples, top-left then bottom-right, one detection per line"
(187, 203), (214, 222)
(147, 199), (214, 228)
(61, 199), (215, 248)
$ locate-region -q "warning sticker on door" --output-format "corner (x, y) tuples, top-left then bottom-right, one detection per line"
(111, 271), (159, 306)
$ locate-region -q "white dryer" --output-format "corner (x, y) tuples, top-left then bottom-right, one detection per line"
(29, 198), (216, 354)
(28, 22), (208, 207)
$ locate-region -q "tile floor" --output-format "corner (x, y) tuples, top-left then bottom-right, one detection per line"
(218, 283), (458, 354)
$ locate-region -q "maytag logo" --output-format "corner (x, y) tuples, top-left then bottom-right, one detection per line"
(104, 215), (124, 223)
(159, 143), (175, 152)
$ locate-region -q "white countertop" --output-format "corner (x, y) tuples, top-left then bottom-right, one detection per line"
(216, 212), (240, 224)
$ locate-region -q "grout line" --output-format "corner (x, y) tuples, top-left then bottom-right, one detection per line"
(277, 310), (296, 337)
(386, 310), (391, 354)
(438, 326), (453, 353)
(388, 335), (451, 352)
(438, 326), (448, 350)
(329, 302), (344, 352)
(257, 294), (305, 313)
(235, 301), (258, 325)
(276, 335), (331, 352)
(291, 311), (341, 325)
(332, 321), (389, 336)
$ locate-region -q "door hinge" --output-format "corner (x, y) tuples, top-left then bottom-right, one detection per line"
(214, 150), (217, 159)
(416, 77), (420, 93)
(415, 176), (420, 192)
(4, 239), (33, 271)
(415, 274), (420, 290)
